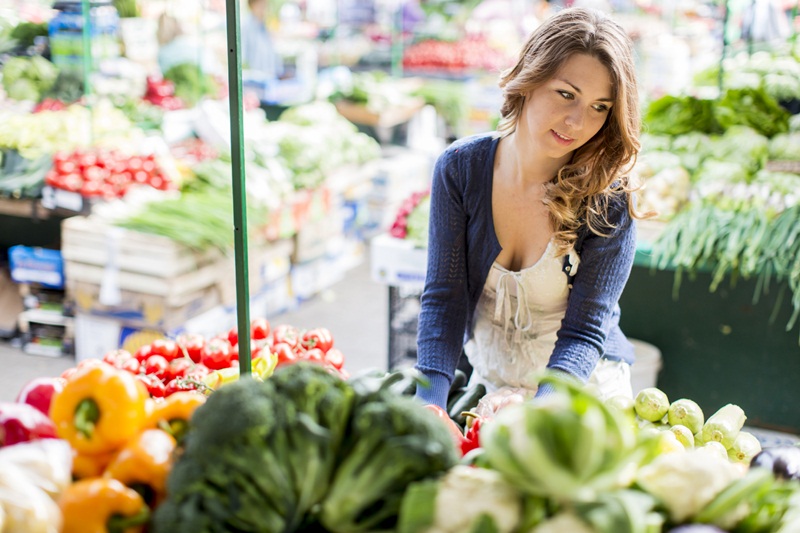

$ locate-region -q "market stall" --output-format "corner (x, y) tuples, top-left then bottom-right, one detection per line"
(1, 0), (800, 530)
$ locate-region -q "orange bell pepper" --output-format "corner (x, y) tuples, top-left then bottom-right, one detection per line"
(145, 391), (206, 443)
(59, 477), (149, 533)
(50, 362), (149, 454)
(104, 428), (177, 506)
(72, 448), (115, 480)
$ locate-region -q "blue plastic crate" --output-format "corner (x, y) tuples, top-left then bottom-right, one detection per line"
(8, 246), (65, 289)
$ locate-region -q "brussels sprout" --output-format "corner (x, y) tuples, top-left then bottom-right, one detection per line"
(634, 388), (670, 422)
(667, 399), (705, 435)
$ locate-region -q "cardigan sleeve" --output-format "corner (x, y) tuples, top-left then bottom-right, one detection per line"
(547, 194), (637, 382)
(415, 147), (471, 408)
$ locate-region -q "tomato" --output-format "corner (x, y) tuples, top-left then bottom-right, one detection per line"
(250, 318), (271, 340)
(144, 355), (170, 380)
(303, 348), (326, 365)
(56, 160), (77, 175)
(119, 357), (141, 374)
(201, 338), (233, 370)
(227, 326), (238, 347)
(136, 373), (166, 398)
(185, 363), (210, 381)
(166, 358), (193, 382)
(102, 349), (133, 367)
(272, 324), (299, 350)
(134, 344), (153, 363)
(272, 342), (297, 368)
(324, 348), (345, 370)
(301, 328), (334, 353)
(175, 333), (204, 363)
(164, 378), (203, 396)
(150, 339), (180, 361)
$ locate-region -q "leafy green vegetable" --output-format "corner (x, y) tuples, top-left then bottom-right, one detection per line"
(769, 133), (800, 160)
(9, 21), (48, 49)
(163, 63), (219, 107)
(714, 88), (790, 138)
(1, 55), (58, 102)
(320, 390), (459, 532)
(114, 188), (268, 253)
(644, 95), (721, 136)
(153, 363), (458, 533)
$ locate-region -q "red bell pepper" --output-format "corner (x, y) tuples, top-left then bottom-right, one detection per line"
(15, 376), (66, 417)
(460, 412), (484, 455)
(0, 402), (58, 446)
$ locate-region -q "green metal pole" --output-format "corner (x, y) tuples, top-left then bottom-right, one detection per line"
(718, 0), (731, 95)
(225, 0), (252, 375)
(81, 0), (92, 97)
(391, 4), (403, 78)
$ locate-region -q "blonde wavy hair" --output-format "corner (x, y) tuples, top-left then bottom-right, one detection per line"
(497, 7), (643, 255)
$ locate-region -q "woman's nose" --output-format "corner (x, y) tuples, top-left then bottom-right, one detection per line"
(564, 108), (584, 130)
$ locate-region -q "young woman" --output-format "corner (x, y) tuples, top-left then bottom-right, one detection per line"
(415, 7), (644, 409)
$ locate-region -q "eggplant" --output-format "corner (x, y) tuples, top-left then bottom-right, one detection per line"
(750, 445), (800, 480)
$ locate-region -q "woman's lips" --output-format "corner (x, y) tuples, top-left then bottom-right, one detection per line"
(551, 130), (574, 146)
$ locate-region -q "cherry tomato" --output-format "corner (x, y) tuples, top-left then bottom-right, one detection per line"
(303, 348), (326, 365)
(150, 339), (180, 361)
(227, 326), (239, 347)
(185, 363), (210, 381)
(201, 338), (233, 370)
(324, 348), (345, 370)
(166, 358), (193, 382)
(272, 342), (297, 368)
(133, 344), (153, 363)
(302, 328), (334, 353)
(164, 378), (203, 396)
(144, 355), (170, 380)
(175, 333), (204, 363)
(272, 324), (299, 350)
(102, 349), (133, 367)
(250, 318), (271, 340)
(136, 373), (166, 398)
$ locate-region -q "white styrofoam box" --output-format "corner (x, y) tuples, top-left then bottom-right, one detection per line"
(263, 276), (297, 318)
(370, 233), (427, 290)
(368, 147), (433, 204)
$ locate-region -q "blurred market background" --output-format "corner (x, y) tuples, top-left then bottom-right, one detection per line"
(0, 0), (799, 438)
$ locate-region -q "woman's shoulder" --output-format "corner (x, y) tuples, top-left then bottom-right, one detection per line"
(438, 132), (498, 163)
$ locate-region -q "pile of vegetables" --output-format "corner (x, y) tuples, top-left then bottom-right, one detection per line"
(389, 188), (430, 246)
(638, 85), (800, 338)
(0, 100), (144, 160)
(152, 363), (459, 532)
(402, 37), (510, 72)
(1, 55), (58, 103)
(329, 70), (423, 115)
(162, 63), (221, 108)
(271, 101), (382, 191)
(45, 149), (175, 198)
(0, 149), (52, 199)
(397, 374), (800, 533)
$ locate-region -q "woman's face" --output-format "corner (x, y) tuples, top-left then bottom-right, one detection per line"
(518, 54), (614, 161)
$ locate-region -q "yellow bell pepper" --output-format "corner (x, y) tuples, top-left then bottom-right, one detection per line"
(104, 429), (176, 507)
(72, 449), (115, 480)
(59, 477), (149, 533)
(50, 363), (149, 454)
(145, 391), (206, 443)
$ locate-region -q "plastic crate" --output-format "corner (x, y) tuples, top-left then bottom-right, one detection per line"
(387, 285), (421, 370)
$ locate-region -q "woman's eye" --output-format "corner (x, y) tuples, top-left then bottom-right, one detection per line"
(593, 104), (610, 112)
(558, 91), (574, 100)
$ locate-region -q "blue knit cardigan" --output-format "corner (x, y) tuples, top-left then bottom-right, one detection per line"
(415, 133), (637, 408)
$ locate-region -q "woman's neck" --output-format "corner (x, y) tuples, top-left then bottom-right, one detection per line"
(503, 131), (570, 186)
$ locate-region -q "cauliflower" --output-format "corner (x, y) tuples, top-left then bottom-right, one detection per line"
(400, 465), (523, 533)
(636, 447), (744, 523)
(530, 512), (595, 533)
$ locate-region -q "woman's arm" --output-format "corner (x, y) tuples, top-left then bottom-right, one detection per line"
(415, 148), (471, 408)
(546, 193), (637, 385)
